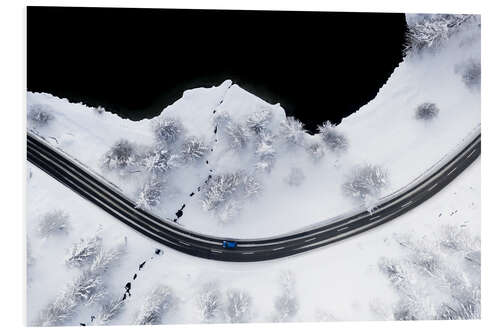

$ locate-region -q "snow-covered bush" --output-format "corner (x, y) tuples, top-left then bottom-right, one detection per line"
(415, 103), (439, 121)
(405, 14), (475, 54)
(28, 104), (54, 126)
(93, 297), (126, 325)
(38, 239), (127, 326)
(439, 224), (480, 253)
(225, 289), (252, 323)
(153, 117), (184, 146)
(273, 271), (299, 322)
(285, 168), (305, 187)
(135, 285), (174, 325)
(136, 177), (163, 210)
(377, 229), (480, 321)
(38, 210), (71, 237)
(214, 112), (250, 150)
(246, 108), (273, 136)
(65, 235), (103, 268)
(307, 142), (325, 161)
(280, 117), (306, 146)
(93, 106), (106, 115)
(142, 148), (174, 175)
(342, 164), (388, 204)
(318, 121), (348, 152)
(202, 171), (261, 223)
(254, 135), (276, 173)
(456, 59), (481, 89)
(180, 136), (210, 163)
(197, 282), (222, 322)
(102, 139), (136, 170)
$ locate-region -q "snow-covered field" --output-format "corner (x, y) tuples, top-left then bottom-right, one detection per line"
(26, 14), (481, 325)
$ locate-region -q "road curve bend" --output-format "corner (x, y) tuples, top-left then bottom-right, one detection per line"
(27, 132), (481, 262)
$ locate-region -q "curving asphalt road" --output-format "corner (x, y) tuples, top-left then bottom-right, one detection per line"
(27, 132), (481, 262)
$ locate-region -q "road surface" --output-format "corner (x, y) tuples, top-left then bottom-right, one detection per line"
(27, 132), (480, 261)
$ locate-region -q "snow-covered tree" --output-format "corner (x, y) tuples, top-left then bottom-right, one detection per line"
(415, 102), (439, 121)
(280, 117), (306, 146)
(135, 285), (174, 325)
(273, 271), (299, 322)
(65, 235), (103, 268)
(377, 228), (480, 321)
(93, 297), (126, 325)
(225, 289), (252, 323)
(102, 139), (136, 170)
(405, 14), (476, 54)
(136, 177), (163, 210)
(202, 171), (262, 223)
(439, 224), (480, 253)
(197, 282), (222, 322)
(246, 108), (273, 136)
(318, 121), (348, 152)
(342, 164), (388, 204)
(180, 136), (210, 163)
(93, 106), (106, 115)
(38, 238), (127, 326)
(153, 117), (184, 146)
(142, 148), (174, 175)
(307, 142), (325, 161)
(456, 59), (481, 90)
(254, 135), (276, 173)
(28, 104), (54, 126)
(214, 112), (250, 150)
(38, 210), (71, 238)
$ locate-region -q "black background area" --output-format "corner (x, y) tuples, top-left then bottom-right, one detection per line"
(27, 7), (407, 133)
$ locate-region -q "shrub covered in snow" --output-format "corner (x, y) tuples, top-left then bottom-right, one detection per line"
(135, 285), (174, 325)
(285, 168), (305, 187)
(415, 103), (439, 121)
(342, 164), (388, 204)
(65, 235), (103, 268)
(142, 148), (174, 175)
(38, 210), (71, 237)
(136, 177), (163, 210)
(254, 135), (276, 173)
(197, 282), (222, 322)
(376, 228), (480, 321)
(202, 171), (261, 223)
(405, 14), (475, 54)
(225, 289), (252, 323)
(318, 121), (348, 152)
(38, 239), (127, 326)
(246, 108), (273, 136)
(153, 117), (184, 146)
(180, 136), (210, 163)
(214, 112), (250, 150)
(307, 142), (325, 161)
(93, 297), (126, 325)
(456, 59), (481, 89)
(28, 104), (54, 126)
(273, 271), (299, 322)
(280, 117), (306, 146)
(102, 139), (136, 170)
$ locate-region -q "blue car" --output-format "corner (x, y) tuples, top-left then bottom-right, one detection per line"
(222, 240), (238, 249)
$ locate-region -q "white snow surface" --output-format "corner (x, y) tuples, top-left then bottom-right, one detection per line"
(26, 14), (481, 325)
